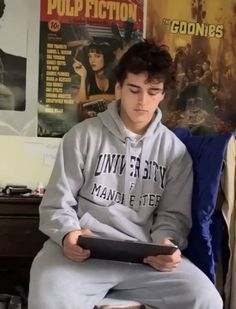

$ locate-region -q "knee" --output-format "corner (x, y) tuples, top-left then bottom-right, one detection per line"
(200, 287), (223, 308)
(187, 282), (223, 308)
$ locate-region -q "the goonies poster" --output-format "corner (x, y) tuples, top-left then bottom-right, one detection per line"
(146, 0), (236, 134)
(38, 0), (143, 137)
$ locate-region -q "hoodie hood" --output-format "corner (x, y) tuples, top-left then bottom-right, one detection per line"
(98, 100), (163, 142)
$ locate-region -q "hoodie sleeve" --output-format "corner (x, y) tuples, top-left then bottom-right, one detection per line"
(151, 145), (193, 250)
(39, 128), (85, 246)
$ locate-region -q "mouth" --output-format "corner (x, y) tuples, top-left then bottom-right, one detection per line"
(134, 109), (148, 113)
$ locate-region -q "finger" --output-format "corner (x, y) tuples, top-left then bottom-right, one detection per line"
(156, 266), (175, 272)
(64, 249), (90, 261)
(160, 238), (173, 245)
(83, 229), (93, 236)
(144, 256), (173, 264)
(154, 255), (174, 263)
(147, 261), (174, 272)
(146, 260), (177, 272)
(70, 249), (90, 257)
(146, 260), (177, 269)
(67, 254), (90, 263)
(64, 245), (90, 257)
(144, 257), (179, 269)
(154, 259), (180, 268)
(71, 251), (90, 260)
(73, 58), (82, 65)
(155, 254), (181, 263)
(75, 65), (82, 70)
(73, 62), (83, 71)
(65, 247), (90, 256)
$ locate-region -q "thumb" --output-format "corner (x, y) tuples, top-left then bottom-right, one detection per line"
(83, 229), (93, 236)
(160, 238), (173, 246)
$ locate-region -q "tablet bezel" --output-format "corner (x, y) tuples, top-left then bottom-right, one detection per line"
(77, 235), (178, 263)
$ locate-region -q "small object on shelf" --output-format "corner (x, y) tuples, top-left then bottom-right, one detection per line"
(33, 183), (46, 197)
(2, 185), (32, 196)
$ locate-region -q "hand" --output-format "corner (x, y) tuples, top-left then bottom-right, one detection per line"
(63, 229), (93, 262)
(143, 238), (181, 272)
(73, 59), (87, 77)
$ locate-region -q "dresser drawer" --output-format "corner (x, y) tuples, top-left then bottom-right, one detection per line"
(0, 217), (47, 256)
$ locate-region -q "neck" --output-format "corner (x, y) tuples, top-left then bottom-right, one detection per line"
(119, 110), (153, 135)
(95, 69), (105, 78)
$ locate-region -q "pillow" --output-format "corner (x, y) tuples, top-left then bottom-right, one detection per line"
(173, 128), (232, 283)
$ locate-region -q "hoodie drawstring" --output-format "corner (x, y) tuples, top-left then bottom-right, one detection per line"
(124, 137), (148, 210)
(124, 137), (131, 208)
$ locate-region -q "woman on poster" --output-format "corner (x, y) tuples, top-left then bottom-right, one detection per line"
(72, 41), (116, 105)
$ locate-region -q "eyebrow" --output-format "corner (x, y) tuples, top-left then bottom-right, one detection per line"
(127, 83), (140, 88)
(127, 83), (163, 91)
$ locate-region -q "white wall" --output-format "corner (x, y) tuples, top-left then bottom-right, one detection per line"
(0, 135), (60, 190)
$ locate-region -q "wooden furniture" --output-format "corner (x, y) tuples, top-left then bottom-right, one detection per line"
(0, 195), (47, 270)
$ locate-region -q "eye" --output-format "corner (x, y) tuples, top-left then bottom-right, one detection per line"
(130, 89), (139, 94)
(129, 87), (139, 94)
(148, 89), (163, 96)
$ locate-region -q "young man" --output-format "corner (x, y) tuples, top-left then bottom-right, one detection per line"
(28, 41), (223, 309)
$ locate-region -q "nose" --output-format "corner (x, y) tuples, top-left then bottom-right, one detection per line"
(137, 91), (146, 105)
(89, 55), (95, 63)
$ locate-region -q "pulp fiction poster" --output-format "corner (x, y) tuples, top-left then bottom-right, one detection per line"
(38, 0), (144, 137)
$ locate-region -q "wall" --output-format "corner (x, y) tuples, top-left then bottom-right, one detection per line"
(0, 135), (60, 190)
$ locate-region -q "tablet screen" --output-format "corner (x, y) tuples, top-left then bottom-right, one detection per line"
(77, 235), (178, 263)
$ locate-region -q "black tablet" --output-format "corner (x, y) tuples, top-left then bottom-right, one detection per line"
(77, 235), (178, 263)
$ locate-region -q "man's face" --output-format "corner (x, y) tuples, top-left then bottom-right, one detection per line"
(117, 72), (165, 134)
(0, 0), (5, 18)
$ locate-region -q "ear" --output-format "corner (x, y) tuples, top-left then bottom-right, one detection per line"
(161, 91), (165, 101)
(116, 82), (121, 90)
(115, 82), (121, 100)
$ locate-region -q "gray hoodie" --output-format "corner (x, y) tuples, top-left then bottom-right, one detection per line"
(39, 101), (193, 250)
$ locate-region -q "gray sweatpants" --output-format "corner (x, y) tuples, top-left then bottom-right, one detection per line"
(28, 240), (223, 309)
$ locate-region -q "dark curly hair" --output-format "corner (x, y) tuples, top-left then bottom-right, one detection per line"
(115, 40), (176, 91)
